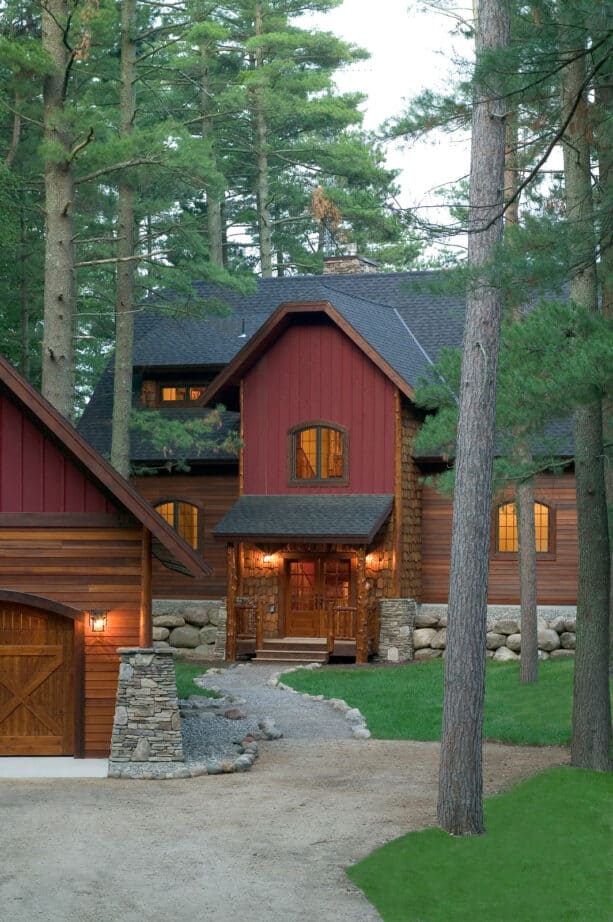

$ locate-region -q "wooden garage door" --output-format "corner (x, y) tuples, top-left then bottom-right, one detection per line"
(0, 604), (74, 755)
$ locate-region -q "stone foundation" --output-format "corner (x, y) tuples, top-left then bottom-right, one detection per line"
(110, 648), (184, 763)
(377, 599), (417, 662)
(412, 604), (577, 661)
(152, 599), (227, 660)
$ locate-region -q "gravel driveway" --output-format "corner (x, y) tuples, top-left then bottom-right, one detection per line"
(0, 664), (569, 922)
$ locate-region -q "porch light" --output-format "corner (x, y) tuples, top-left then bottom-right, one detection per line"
(88, 609), (109, 632)
(262, 553), (276, 567)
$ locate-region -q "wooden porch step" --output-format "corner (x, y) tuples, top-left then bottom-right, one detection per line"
(254, 636), (329, 664)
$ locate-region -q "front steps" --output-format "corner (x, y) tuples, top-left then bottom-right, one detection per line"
(254, 637), (329, 664)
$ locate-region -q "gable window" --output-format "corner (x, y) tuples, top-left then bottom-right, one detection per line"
(496, 501), (551, 553)
(155, 501), (201, 550)
(290, 424), (347, 483)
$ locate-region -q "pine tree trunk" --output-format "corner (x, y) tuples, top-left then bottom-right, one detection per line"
(437, 0), (510, 836)
(593, 31), (612, 669)
(110, 0), (137, 478)
(253, 2), (273, 277)
(19, 207), (30, 380)
(200, 50), (224, 268)
(41, 0), (76, 417)
(505, 114), (538, 683)
(517, 478), (538, 682)
(560, 16), (612, 771)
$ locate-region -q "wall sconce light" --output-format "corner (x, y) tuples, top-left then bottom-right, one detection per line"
(88, 609), (109, 632)
(262, 553), (276, 568)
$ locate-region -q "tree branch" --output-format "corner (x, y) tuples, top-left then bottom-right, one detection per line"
(75, 156), (161, 185)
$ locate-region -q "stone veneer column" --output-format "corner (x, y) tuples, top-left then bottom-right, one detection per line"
(377, 599), (417, 663)
(110, 648), (184, 762)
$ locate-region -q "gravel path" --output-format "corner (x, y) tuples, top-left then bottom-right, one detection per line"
(198, 662), (355, 740)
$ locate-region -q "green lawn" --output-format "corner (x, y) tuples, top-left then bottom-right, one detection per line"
(281, 659), (601, 747)
(348, 766), (613, 922)
(174, 663), (219, 699)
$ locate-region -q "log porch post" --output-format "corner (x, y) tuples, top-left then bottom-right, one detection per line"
(356, 548), (368, 664)
(226, 542), (239, 661)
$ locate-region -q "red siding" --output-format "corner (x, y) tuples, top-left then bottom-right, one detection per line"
(242, 322), (396, 494)
(0, 395), (116, 514)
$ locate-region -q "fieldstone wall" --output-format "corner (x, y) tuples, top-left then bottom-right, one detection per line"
(110, 648), (184, 762)
(152, 599), (227, 660)
(377, 599), (417, 663)
(412, 604), (577, 661)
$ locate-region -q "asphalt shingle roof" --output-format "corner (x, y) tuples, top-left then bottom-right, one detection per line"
(80, 270), (462, 460)
(212, 494), (394, 543)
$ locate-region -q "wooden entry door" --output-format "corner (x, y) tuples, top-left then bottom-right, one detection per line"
(0, 604), (75, 756)
(285, 557), (352, 638)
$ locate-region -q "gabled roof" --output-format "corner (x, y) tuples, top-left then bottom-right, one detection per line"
(78, 269), (465, 460)
(213, 494), (394, 543)
(0, 356), (212, 577)
(200, 300), (421, 408)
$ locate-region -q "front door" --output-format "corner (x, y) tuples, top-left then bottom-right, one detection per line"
(0, 603), (75, 756)
(285, 557), (352, 638)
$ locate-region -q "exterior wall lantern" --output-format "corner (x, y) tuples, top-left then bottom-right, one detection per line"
(87, 609), (109, 632)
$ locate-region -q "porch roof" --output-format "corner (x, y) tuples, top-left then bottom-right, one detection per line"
(212, 494), (393, 544)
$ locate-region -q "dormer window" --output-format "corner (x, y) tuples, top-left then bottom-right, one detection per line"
(289, 423), (348, 484)
(159, 384), (206, 405)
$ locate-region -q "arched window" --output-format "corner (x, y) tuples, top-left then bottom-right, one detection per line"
(155, 500), (201, 550)
(289, 423), (348, 483)
(496, 501), (551, 553)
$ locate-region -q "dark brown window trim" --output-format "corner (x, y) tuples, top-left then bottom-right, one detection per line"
(287, 421), (349, 486)
(154, 498), (204, 551)
(492, 500), (557, 560)
(156, 382), (207, 407)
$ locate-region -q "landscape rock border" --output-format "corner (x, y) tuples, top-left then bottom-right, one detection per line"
(271, 662), (372, 740)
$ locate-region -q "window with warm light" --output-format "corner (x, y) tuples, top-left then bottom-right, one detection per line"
(496, 501), (551, 553)
(155, 500), (201, 549)
(290, 424), (347, 483)
(158, 383), (206, 405)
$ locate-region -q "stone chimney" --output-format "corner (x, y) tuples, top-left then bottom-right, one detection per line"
(323, 253), (379, 275)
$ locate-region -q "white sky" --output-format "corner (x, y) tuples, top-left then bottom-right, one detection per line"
(302, 1), (474, 229)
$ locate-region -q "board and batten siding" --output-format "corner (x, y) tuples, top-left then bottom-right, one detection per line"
(0, 391), (147, 757)
(242, 322), (396, 494)
(0, 394), (116, 514)
(421, 474), (578, 604)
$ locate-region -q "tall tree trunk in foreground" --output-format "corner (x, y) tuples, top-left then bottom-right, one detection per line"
(592, 16), (613, 670)
(252, 1), (273, 277)
(200, 48), (224, 268)
(41, 0), (76, 417)
(437, 0), (510, 836)
(110, 0), (137, 477)
(504, 113), (538, 684)
(560, 18), (612, 771)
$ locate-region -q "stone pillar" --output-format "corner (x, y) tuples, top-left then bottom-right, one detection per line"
(377, 599), (417, 663)
(110, 648), (184, 763)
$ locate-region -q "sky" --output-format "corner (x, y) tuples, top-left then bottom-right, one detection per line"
(302, 1), (474, 233)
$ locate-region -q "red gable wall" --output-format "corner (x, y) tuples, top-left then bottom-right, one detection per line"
(0, 394), (116, 514)
(242, 321), (396, 494)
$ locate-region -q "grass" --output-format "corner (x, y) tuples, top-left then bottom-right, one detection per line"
(347, 766), (613, 922)
(174, 663), (219, 700)
(282, 659), (612, 747)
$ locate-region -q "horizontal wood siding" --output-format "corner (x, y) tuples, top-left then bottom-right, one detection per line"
(0, 526), (143, 756)
(421, 474), (578, 604)
(133, 472), (238, 599)
(0, 394), (116, 514)
(242, 321), (396, 494)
